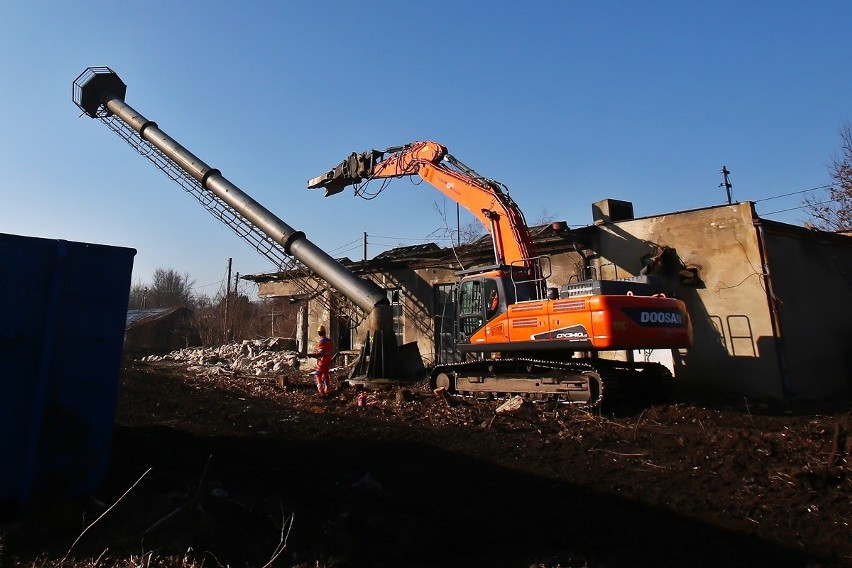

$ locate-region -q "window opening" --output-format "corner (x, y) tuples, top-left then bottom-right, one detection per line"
(387, 288), (404, 345)
(433, 283), (460, 364)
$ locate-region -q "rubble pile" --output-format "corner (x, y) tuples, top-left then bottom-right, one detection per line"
(138, 337), (308, 377)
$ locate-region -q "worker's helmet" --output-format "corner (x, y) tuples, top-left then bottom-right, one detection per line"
(317, 325), (327, 335)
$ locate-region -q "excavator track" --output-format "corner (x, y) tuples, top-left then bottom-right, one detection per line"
(429, 357), (674, 408)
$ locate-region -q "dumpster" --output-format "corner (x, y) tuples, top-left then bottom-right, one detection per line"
(0, 233), (135, 511)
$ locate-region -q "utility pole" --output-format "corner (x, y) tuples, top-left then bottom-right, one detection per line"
(363, 231), (367, 261)
(224, 257), (232, 341)
(231, 272), (239, 341)
(720, 166), (733, 205)
(456, 203), (461, 247)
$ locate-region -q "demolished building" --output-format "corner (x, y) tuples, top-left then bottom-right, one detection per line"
(245, 200), (852, 402)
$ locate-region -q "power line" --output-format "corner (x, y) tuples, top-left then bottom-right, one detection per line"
(191, 279), (225, 291)
(762, 198), (836, 217)
(328, 236), (363, 254)
(752, 183), (832, 203)
(368, 234), (455, 243)
(330, 244), (362, 257)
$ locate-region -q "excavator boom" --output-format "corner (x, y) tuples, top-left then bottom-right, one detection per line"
(309, 141), (537, 269)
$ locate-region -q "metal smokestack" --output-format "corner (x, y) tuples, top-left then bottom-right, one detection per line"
(72, 67), (387, 314)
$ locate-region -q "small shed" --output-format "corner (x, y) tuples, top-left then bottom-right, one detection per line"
(125, 306), (199, 355)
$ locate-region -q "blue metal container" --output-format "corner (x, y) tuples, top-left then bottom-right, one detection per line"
(0, 233), (135, 508)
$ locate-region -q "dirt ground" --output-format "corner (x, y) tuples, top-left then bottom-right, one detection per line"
(3, 360), (852, 567)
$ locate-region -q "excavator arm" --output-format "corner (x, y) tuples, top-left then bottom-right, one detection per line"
(308, 141), (537, 269)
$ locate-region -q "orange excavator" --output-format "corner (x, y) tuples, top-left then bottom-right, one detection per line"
(309, 141), (693, 405)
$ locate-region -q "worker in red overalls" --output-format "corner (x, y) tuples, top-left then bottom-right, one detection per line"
(312, 324), (334, 395)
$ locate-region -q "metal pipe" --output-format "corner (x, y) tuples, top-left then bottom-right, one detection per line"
(74, 68), (387, 314)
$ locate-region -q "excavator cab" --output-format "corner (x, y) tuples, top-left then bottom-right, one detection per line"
(456, 271), (533, 343)
(456, 279), (484, 342)
(457, 276), (504, 342)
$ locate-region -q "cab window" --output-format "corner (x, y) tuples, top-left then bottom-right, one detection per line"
(457, 280), (485, 340)
(458, 280), (483, 316)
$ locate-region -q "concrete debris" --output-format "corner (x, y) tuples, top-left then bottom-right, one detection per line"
(139, 338), (307, 378)
(496, 396), (529, 414)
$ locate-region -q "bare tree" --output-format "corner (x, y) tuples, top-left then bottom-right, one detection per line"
(226, 293), (260, 340)
(432, 200), (562, 247)
(804, 122), (852, 232)
(258, 297), (299, 338)
(127, 280), (149, 309)
(192, 292), (223, 346)
(432, 201), (485, 245)
(137, 268), (195, 308)
(128, 269), (285, 347)
(458, 219), (486, 244)
(532, 207), (558, 226)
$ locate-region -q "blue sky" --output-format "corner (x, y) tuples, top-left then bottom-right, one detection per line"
(1, 2), (850, 299)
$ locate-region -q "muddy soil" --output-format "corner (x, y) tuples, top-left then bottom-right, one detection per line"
(2, 361), (851, 567)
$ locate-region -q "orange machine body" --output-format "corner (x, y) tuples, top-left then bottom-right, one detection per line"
(465, 291), (693, 353)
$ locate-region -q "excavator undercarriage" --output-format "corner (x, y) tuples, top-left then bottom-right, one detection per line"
(430, 357), (674, 408)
